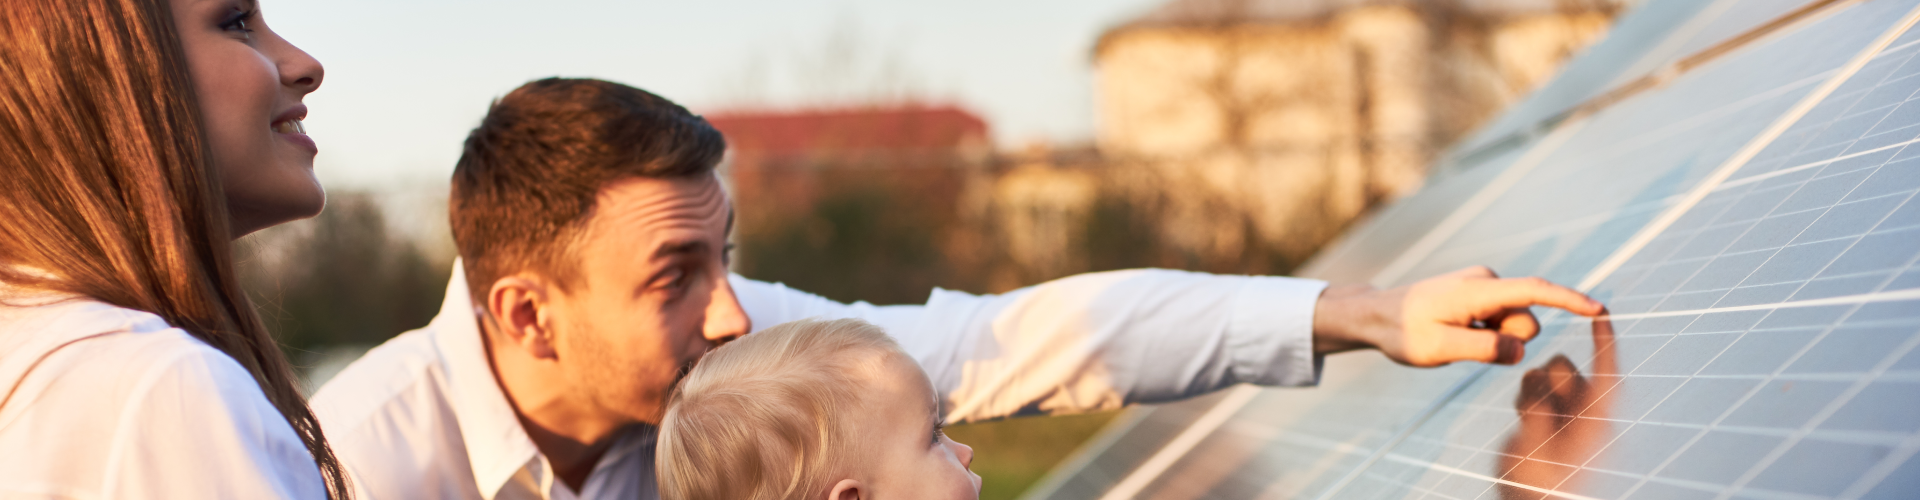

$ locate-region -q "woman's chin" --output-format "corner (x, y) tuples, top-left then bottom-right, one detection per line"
(276, 170), (327, 220)
(227, 187), (325, 239)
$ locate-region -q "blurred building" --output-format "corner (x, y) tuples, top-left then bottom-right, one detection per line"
(708, 105), (999, 302)
(709, 105), (991, 170)
(710, 105), (990, 226)
(710, 1), (1629, 299)
(1088, 0), (1622, 267)
(970, 146), (1107, 285)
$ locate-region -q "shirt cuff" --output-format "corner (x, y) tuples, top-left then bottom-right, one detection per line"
(1227, 276), (1328, 387)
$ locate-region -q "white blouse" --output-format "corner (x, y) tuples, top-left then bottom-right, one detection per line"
(0, 291), (327, 499)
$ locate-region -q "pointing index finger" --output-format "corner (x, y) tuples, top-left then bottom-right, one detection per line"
(1463, 277), (1605, 317)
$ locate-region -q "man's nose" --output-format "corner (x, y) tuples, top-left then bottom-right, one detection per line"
(703, 276), (750, 344)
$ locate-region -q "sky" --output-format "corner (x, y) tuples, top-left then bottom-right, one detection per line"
(264, 0), (1166, 188)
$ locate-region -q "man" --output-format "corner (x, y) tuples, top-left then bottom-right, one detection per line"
(312, 78), (1603, 500)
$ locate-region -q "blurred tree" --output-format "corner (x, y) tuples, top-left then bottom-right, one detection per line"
(238, 192), (452, 358)
(737, 177), (958, 305)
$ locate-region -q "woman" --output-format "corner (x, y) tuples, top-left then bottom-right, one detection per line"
(0, 0), (347, 497)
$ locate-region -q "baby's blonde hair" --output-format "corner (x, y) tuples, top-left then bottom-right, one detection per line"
(657, 318), (910, 500)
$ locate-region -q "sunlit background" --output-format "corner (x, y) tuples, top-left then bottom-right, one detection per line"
(241, 0), (1633, 497)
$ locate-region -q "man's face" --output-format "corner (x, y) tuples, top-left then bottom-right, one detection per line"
(548, 173), (749, 424)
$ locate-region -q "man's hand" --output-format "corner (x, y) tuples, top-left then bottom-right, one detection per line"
(1311, 266), (1605, 367)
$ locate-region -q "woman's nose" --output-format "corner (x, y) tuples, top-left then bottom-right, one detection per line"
(267, 30), (323, 94)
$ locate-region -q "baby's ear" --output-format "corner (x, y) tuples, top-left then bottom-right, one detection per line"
(828, 479), (865, 500)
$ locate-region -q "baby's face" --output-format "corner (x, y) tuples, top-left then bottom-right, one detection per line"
(838, 354), (980, 500)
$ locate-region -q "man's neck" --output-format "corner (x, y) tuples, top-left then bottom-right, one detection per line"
(481, 326), (628, 492)
(518, 412), (623, 492)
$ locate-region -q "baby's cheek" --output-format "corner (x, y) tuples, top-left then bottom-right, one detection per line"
(955, 468), (982, 500)
(934, 456), (978, 499)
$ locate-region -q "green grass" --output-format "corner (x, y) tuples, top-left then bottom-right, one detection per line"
(944, 411), (1122, 500)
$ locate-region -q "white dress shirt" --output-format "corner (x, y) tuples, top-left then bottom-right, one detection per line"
(313, 262), (1327, 500)
(0, 291), (327, 500)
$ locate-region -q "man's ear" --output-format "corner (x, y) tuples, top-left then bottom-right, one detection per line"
(485, 274), (558, 360)
(827, 479), (864, 500)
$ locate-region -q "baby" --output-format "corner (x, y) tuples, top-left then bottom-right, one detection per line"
(657, 318), (981, 500)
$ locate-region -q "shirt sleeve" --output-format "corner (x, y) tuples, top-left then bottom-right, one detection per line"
(729, 269), (1328, 423)
(107, 343), (330, 499)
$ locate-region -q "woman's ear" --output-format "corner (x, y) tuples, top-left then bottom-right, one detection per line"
(828, 479), (865, 500)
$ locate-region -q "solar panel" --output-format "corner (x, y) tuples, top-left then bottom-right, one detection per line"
(1025, 1), (1920, 499)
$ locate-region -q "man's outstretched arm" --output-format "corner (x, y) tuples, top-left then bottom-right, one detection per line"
(730, 266), (1602, 423)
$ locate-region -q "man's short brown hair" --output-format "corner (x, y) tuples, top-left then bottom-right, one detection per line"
(449, 78), (726, 302)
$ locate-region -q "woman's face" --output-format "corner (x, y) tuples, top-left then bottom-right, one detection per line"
(170, 0), (325, 238)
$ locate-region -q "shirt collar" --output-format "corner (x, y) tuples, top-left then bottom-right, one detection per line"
(427, 260), (541, 500)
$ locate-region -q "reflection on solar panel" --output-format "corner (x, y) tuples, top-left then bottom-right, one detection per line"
(1026, 0), (1920, 499)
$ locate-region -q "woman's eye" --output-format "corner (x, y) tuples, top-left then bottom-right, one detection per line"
(220, 10), (257, 34)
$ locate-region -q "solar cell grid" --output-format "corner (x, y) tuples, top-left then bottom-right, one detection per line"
(1444, 0), (1863, 170)
(1026, 1), (1920, 499)
(1385, 0), (1901, 287)
(1319, 6), (1920, 498)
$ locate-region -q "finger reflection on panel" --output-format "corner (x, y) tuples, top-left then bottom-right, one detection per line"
(1498, 317), (1619, 499)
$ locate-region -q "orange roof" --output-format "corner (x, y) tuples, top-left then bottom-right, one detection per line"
(704, 105), (989, 157)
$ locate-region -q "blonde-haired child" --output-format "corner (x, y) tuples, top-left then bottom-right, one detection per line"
(657, 318), (980, 500)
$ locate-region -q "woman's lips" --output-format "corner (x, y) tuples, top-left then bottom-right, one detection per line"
(271, 119), (304, 135)
(272, 104), (316, 155)
(272, 118), (317, 154)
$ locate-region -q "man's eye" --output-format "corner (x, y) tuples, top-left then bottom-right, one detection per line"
(656, 268), (692, 292)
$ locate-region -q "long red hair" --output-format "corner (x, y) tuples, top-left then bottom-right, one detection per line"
(0, 0), (349, 496)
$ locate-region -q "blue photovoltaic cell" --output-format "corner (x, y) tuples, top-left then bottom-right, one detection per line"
(1026, 1), (1920, 499)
